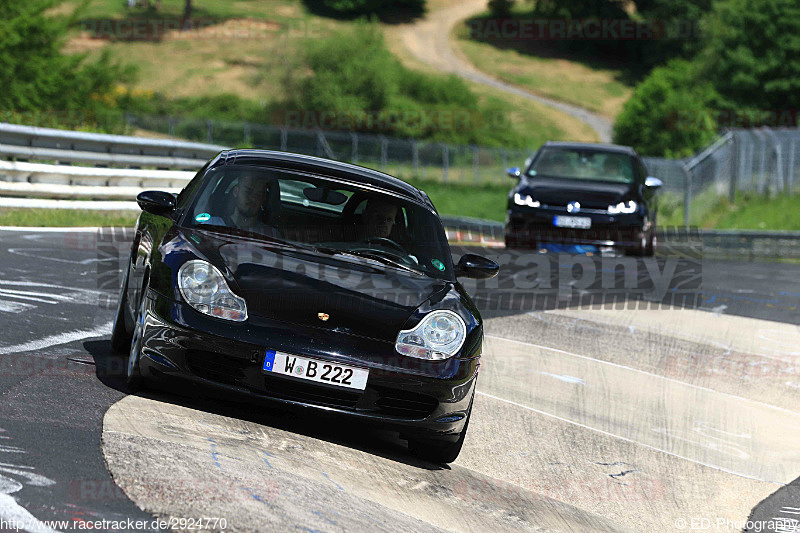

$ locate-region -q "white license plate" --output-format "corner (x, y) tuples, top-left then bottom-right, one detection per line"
(262, 350), (368, 391)
(553, 216), (591, 229)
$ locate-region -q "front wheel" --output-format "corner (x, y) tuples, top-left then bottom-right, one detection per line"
(408, 409), (471, 464)
(126, 282), (148, 392)
(110, 260), (132, 354)
(644, 229), (656, 257)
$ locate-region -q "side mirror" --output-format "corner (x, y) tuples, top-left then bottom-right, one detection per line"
(455, 253), (499, 279)
(644, 176), (663, 189)
(137, 190), (176, 215)
(507, 167), (521, 179)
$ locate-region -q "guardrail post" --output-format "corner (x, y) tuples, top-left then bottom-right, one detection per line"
(280, 128), (288, 151)
(350, 132), (358, 164)
(758, 134), (767, 193)
(380, 136), (388, 170)
(729, 132), (738, 204)
(789, 139), (796, 195)
(206, 121), (214, 144)
(776, 142), (785, 194)
(243, 122), (251, 146)
(472, 146), (479, 184)
(682, 165), (692, 227)
(442, 145), (449, 183)
(412, 140), (419, 176)
(168, 117), (175, 137)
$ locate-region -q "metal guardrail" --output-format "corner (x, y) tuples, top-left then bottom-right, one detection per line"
(440, 216), (800, 259)
(0, 122), (225, 169)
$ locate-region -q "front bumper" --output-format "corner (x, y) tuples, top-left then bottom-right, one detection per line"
(138, 291), (478, 439)
(506, 207), (647, 248)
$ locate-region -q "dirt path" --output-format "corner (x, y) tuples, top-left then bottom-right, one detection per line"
(395, 0), (613, 142)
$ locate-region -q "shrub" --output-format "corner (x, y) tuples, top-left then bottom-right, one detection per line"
(488, 0), (515, 16)
(613, 60), (719, 157)
(289, 22), (519, 147)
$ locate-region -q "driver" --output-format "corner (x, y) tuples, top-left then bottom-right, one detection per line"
(362, 199), (398, 239)
(548, 152), (571, 175)
(227, 174), (275, 234)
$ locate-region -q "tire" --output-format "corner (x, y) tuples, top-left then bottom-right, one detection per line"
(644, 230), (656, 257)
(126, 279), (149, 392)
(505, 231), (535, 251)
(408, 409), (471, 464)
(110, 260), (133, 354)
(625, 218), (650, 256)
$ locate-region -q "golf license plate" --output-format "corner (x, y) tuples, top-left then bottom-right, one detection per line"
(553, 215), (591, 229)
(262, 350), (369, 390)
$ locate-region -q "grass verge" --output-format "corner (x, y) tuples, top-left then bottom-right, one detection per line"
(405, 178), (508, 222)
(0, 208), (139, 227)
(453, 12), (633, 119)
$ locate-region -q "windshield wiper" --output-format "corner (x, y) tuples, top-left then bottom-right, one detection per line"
(316, 248), (425, 276)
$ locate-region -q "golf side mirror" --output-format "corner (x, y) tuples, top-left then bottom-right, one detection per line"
(645, 176), (663, 189)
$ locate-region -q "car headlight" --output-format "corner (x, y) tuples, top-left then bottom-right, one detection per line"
(178, 260), (247, 322)
(608, 200), (638, 214)
(395, 310), (467, 360)
(514, 193), (541, 208)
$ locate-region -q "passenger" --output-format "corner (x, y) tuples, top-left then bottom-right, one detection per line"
(602, 157), (626, 180)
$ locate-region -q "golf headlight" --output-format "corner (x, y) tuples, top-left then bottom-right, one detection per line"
(514, 193), (541, 208)
(395, 310), (467, 360)
(178, 260), (247, 322)
(608, 200), (638, 214)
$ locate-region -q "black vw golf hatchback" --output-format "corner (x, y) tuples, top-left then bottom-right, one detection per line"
(505, 142), (663, 255)
(111, 150), (499, 463)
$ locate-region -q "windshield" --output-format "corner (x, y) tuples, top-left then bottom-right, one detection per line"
(183, 165), (453, 279)
(528, 148), (635, 184)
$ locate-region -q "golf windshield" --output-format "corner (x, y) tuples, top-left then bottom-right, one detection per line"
(528, 148), (635, 184)
(184, 166), (454, 279)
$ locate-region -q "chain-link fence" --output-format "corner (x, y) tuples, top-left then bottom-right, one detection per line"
(125, 114), (800, 225)
(125, 114), (530, 186)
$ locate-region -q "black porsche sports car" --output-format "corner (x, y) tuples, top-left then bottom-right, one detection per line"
(504, 142), (663, 255)
(110, 150), (499, 463)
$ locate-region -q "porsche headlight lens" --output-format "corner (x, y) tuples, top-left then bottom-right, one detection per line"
(178, 260), (247, 322)
(608, 200), (638, 214)
(395, 310), (467, 360)
(514, 193), (541, 208)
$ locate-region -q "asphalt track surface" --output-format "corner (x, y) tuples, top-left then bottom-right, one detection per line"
(1, 228), (799, 532)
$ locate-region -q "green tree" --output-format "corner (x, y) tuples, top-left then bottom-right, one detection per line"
(699, 0), (800, 111)
(309, 0), (426, 17)
(0, 0), (130, 128)
(633, 0), (713, 66)
(613, 60), (718, 157)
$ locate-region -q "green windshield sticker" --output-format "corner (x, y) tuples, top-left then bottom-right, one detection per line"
(195, 213), (211, 222)
(432, 259), (445, 271)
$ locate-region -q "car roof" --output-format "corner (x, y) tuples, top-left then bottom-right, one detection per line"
(211, 149), (431, 206)
(540, 141), (638, 155)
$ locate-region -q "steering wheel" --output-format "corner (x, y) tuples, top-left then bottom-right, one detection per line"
(361, 237), (407, 254)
